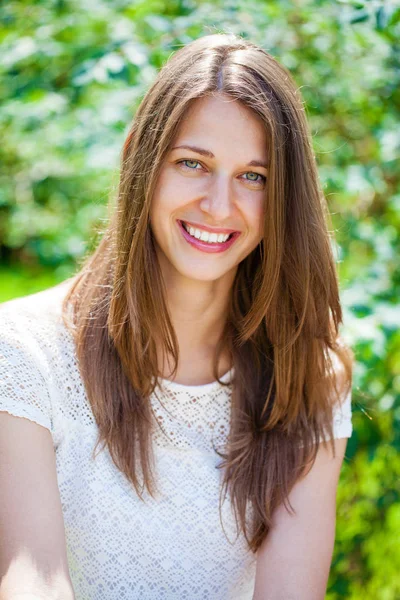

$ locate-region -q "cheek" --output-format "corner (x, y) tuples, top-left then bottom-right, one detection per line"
(246, 198), (265, 240)
(152, 174), (190, 218)
(256, 211), (265, 240)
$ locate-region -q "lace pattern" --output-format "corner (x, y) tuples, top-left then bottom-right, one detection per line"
(0, 281), (352, 599)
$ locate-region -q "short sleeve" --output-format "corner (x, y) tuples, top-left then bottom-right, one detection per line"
(324, 347), (353, 441)
(331, 385), (353, 439)
(0, 313), (53, 433)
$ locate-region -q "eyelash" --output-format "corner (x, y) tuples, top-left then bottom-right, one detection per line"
(176, 159), (267, 185)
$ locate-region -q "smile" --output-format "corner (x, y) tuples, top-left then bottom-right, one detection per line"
(177, 220), (240, 254)
(181, 221), (233, 243)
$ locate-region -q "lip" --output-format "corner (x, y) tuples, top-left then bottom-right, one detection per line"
(177, 220), (241, 254)
(179, 220), (239, 235)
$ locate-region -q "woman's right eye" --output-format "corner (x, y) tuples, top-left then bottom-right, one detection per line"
(177, 159), (202, 170)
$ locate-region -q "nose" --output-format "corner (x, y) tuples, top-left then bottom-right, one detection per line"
(199, 173), (235, 222)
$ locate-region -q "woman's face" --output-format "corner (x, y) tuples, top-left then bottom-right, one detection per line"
(149, 94), (268, 284)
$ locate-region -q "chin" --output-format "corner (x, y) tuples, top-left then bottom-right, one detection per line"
(175, 262), (238, 283)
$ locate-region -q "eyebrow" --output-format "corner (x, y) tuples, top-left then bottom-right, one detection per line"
(171, 144), (269, 169)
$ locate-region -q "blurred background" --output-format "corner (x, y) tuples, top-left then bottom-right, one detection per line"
(0, 0), (399, 597)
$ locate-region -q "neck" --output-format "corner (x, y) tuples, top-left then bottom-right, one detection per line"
(155, 259), (237, 378)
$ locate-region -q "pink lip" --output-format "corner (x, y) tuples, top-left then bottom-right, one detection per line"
(180, 220), (239, 235)
(177, 220), (240, 254)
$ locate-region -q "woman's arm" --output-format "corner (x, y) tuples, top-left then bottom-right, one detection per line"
(252, 437), (348, 600)
(0, 412), (75, 600)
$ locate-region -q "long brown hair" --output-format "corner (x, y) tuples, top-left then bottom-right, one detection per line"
(62, 33), (353, 553)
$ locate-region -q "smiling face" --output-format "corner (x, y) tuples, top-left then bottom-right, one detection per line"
(149, 94), (268, 284)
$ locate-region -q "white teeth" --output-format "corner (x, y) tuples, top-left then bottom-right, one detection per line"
(182, 222), (231, 244)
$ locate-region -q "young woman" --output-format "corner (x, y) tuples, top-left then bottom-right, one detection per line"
(0, 34), (353, 599)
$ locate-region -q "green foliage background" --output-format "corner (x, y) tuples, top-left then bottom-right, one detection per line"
(1, 0), (399, 597)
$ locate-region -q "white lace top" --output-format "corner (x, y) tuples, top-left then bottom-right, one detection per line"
(0, 280), (353, 600)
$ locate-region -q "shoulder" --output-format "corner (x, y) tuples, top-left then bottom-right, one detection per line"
(0, 279), (75, 353)
(0, 279), (78, 434)
(0, 278), (73, 325)
(325, 341), (354, 440)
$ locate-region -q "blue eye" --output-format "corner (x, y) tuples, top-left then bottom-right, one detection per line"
(243, 172), (266, 185)
(177, 159), (266, 185)
(178, 159), (201, 170)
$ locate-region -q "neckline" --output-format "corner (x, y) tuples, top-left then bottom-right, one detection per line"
(157, 365), (235, 392)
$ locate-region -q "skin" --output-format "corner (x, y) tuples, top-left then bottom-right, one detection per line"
(149, 93), (268, 383)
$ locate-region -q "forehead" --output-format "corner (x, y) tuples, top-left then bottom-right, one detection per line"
(172, 95), (269, 160)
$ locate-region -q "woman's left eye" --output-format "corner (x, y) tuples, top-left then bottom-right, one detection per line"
(177, 159), (266, 185)
(242, 172), (266, 185)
